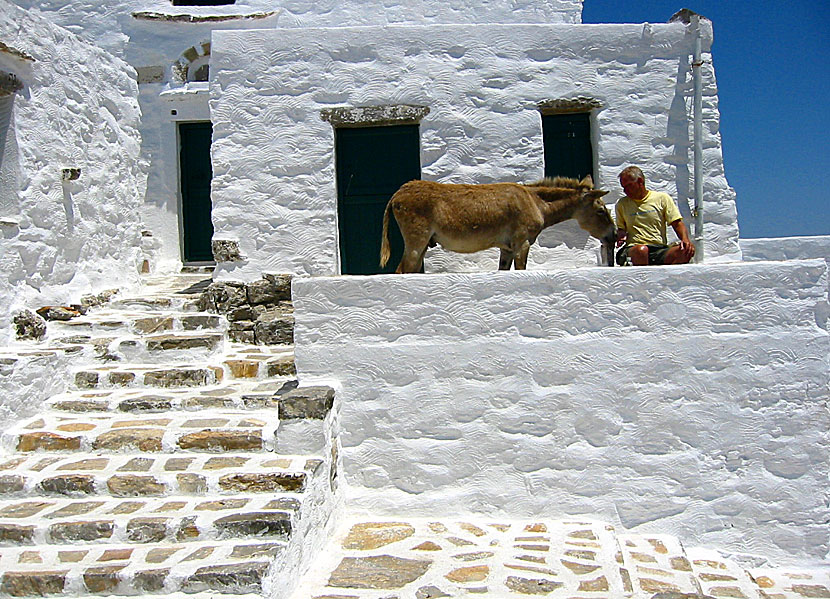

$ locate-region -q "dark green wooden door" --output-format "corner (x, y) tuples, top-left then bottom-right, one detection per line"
(179, 121), (214, 263)
(336, 125), (421, 274)
(542, 113), (594, 181)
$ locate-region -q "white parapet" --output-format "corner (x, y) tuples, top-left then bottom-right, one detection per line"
(292, 259), (829, 566)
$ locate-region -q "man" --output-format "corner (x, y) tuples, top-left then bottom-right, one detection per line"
(614, 166), (695, 266)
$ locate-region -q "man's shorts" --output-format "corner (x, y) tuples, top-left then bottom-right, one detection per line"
(616, 244), (672, 266)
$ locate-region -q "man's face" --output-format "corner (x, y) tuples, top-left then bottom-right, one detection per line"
(619, 173), (646, 200)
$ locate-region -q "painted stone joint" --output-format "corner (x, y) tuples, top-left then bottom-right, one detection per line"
(131, 11), (277, 23)
(320, 104), (430, 128)
(537, 97), (602, 115)
(0, 71), (24, 97)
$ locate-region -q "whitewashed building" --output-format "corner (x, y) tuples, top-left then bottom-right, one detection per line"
(6, 0), (739, 282)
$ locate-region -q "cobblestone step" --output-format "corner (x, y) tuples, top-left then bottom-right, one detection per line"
(47, 311), (225, 339)
(0, 494), (302, 546)
(45, 378), (298, 414)
(72, 364), (226, 390)
(0, 539), (278, 596)
(0, 453), (317, 499)
(47, 332), (226, 365)
(69, 348), (295, 391)
(3, 410), (286, 455)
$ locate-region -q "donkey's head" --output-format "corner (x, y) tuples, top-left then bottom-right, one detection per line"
(571, 176), (616, 266)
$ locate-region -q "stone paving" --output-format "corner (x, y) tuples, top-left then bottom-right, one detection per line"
(292, 518), (830, 599)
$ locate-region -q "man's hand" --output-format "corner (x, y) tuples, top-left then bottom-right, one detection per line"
(676, 239), (696, 261)
(615, 228), (627, 248)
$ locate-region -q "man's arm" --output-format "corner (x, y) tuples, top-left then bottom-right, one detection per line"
(670, 219), (695, 260)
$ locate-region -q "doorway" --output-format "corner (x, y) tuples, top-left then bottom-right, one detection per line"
(335, 125), (421, 274)
(178, 121), (214, 263)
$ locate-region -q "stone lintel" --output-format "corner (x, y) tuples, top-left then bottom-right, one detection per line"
(0, 42), (34, 62)
(538, 97), (602, 115)
(132, 11), (277, 23)
(321, 104), (430, 128)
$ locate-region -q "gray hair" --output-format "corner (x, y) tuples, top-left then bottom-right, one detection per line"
(619, 166), (645, 182)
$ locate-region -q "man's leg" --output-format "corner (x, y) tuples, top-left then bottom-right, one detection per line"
(628, 244), (650, 265)
(663, 243), (695, 264)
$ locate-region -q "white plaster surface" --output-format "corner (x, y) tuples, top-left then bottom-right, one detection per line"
(0, 1), (145, 343)
(210, 21), (739, 279)
(292, 260), (830, 565)
(741, 235), (830, 263)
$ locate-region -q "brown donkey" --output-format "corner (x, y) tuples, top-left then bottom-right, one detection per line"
(380, 175), (616, 273)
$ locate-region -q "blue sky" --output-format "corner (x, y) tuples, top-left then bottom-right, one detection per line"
(581, 1), (829, 239)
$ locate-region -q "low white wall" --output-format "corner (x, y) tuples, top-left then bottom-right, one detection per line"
(210, 20), (739, 279)
(293, 260), (829, 565)
(741, 235), (830, 263)
(0, 1), (146, 343)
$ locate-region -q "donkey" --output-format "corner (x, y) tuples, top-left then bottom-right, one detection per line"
(380, 175), (616, 273)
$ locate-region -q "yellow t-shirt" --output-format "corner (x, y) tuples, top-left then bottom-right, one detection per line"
(615, 190), (682, 246)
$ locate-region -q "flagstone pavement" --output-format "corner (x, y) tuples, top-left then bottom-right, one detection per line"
(292, 517), (830, 599)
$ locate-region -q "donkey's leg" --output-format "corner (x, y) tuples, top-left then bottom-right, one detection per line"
(498, 249), (514, 270)
(513, 240), (531, 270)
(396, 237), (431, 273)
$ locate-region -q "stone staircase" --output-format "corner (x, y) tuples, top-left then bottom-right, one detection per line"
(0, 273), (337, 599)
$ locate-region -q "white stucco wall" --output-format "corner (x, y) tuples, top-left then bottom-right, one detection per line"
(292, 260), (829, 565)
(210, 20), (739, 280)
(741, 235), (830, 264)
(0, 1), (145, 343)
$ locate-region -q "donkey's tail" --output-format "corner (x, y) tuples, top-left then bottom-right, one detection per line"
(379, 199), (393, 267)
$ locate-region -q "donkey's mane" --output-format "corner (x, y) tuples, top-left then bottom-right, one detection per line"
(525, 176), (585, 189)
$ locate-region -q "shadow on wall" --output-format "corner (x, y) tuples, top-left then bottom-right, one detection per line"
(666, 54), (693, 223)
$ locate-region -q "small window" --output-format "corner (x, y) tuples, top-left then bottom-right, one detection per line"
(172, 0), (235, 6)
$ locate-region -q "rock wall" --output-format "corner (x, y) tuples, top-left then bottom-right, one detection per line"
(292, 260), (829, 565)
(210, 20), (739, 279)
(0, 1), (145, 343)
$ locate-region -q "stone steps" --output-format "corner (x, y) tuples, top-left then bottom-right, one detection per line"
(0, 494), (302, 546)
(44, 379), (298, 414)
(51, 332), (226, 365)
(0, 273), (341, 599)
(46, 311), (224, 338)
(0, 452), (316, 498)
(69, 344), (295, 390)
(3, 409), (284, 455)
(0, 539), (278, 596)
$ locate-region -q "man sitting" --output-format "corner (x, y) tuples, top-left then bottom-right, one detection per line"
(614, 166), (695, 266)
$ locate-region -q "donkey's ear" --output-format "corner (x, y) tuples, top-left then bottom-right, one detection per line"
(579, 175), (594, 188)
(588, 190), (609, 199)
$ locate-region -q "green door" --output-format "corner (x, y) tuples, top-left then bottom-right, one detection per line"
(336, 125), (421, 274)
(179, 121), (215, 263)
(542, 113), (594, 181)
